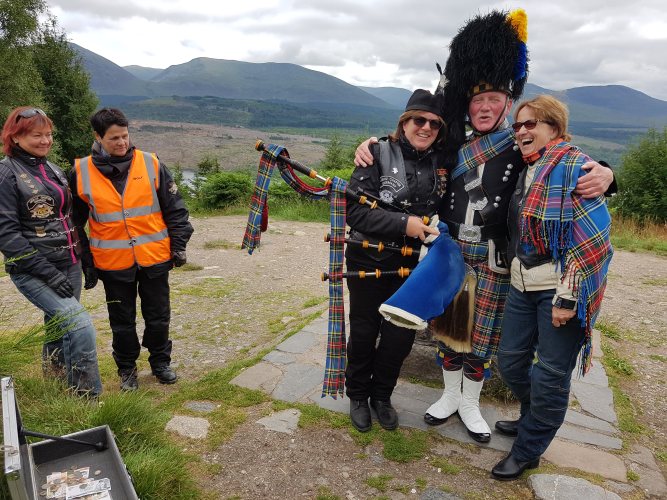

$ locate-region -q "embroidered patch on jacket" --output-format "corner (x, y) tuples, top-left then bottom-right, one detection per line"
(379, 190), (395, 204)
(168, 181), (178, 194)
(27, 195), (55, 218)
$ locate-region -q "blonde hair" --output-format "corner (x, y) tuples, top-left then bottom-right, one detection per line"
(514, 94), (571, 142)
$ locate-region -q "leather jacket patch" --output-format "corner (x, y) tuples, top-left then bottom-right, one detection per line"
(27, 195), (55, 219)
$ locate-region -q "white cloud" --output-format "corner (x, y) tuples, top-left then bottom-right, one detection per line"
(46, 0), (667, 100)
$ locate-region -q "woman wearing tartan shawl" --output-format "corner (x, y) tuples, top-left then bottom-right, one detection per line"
(491, 94), (613, 480)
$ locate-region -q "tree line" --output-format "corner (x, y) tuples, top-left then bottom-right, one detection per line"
(0, 0), (98, 167)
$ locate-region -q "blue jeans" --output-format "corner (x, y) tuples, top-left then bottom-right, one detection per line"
(497, 286), (584, 462)
(11, 264), (102, 396)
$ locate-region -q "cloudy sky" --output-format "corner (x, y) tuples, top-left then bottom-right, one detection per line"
(46, 0), (667, 100)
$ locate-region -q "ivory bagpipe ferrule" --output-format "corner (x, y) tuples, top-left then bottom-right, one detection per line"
(323, 234), (415, 256)
(320, 267), (411, 281)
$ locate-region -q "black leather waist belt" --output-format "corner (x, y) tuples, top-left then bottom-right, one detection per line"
(444, 220), (506, 243)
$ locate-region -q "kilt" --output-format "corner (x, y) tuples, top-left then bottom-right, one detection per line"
(458, 239), (511, 359)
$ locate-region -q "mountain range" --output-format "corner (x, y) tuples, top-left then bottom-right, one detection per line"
(73, 43), (667, 157)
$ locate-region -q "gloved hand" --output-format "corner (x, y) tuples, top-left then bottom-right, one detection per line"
(83, 266), (98, 290)
(172, 250), (187, 267)
(46, 272), (74, 298)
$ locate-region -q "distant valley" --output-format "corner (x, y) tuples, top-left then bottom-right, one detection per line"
(74, 43), (667, 166)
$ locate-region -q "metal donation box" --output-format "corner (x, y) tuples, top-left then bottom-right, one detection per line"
(2, 377), (138, 499)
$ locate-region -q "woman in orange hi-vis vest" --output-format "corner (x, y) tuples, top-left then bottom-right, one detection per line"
(71, 108), (193, 391)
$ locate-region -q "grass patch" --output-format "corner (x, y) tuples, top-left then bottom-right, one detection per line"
(600, 342), (644, 435)
(415, 477), (428, 490)
(177, 278), (237, 299)
(271, 400), (349, 429)
(366, 474), (393, 492)
(315, 486), (341, 500)
(430, 456), (462, 475)
(601, 344), (635, 376)
(597, 321), (623, 341)
(610, 215), (667, 256)
(173, 262), (204, 272)
(380, 428), (429, 462)
(303, 295), (328, 308)
(203, 239), (240, 250)
(649, 354), (667, 363)
(627, 470), (640, 481)
(642, 277), (667, 286)
(266, 198), (330, 223)
(656, 451), (667, 462)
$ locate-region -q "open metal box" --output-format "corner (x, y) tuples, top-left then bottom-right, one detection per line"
(2, 376), (138, 499)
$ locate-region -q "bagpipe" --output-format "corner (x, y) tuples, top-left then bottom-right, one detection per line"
(242, 141), (465, 398)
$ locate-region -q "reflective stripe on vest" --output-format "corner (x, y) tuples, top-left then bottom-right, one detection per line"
(75, 150), (171, 271)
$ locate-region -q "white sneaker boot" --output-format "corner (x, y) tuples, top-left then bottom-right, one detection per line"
(424, 368), (462, 425)
(458, 375), (491, 442)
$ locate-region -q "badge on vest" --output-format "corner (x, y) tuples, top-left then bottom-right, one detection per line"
(35, 226), (47, 237)
(27, 195), (55, 219)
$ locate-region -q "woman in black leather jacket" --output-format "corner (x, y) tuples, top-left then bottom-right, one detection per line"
(0, 106), (102, 396)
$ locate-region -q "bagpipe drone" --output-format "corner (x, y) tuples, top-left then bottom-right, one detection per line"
(242, 141), (465, 398)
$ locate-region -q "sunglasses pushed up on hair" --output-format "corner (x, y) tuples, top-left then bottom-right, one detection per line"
(412, 116), (444, 130)
(16, 108), (47, 122)
(511, 119), (552, 132)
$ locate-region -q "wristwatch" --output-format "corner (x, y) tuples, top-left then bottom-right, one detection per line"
(553, 296), (577, 310)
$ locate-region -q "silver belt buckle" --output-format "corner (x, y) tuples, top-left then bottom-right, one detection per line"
(459, 223), (482, 243)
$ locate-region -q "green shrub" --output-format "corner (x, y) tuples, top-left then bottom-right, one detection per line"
(198, 171), (253, 210)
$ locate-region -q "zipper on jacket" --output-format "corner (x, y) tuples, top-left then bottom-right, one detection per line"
(38, 163), (77, 264)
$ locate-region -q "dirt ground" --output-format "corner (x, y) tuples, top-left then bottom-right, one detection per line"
(1, 215), (666, 498)
(131, 120), (328, 171)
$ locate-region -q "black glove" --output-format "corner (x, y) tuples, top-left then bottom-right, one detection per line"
(46, 272), (74, 298)
(172, 250), (187, 267)
(83, 267), (98, 290)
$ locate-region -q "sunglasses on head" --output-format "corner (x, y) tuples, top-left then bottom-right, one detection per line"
(511, 119), (552, 132)
(16, 108), (47, 122)
(412, 116), (444, 130)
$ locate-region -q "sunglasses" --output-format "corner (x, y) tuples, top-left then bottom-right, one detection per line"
(412, 117), (444, 130)
(511, 119), (552, 132)
(16, 108), (47, 122)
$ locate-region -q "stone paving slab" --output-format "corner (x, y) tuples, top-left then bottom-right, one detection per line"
(529, 474), (621, 500)
(256, 409), (301, 434)
(571, 381), (617, 423)
(543, 440), (627, 482)
(165, 415), (210, 439)
(274, 330), (321, 354)
(556, 422), (623, 449)
(564, 409), (618, 435)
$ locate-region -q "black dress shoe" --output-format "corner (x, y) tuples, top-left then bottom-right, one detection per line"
(424, 412), (449, 426)
(119, 368), (138, 391)
(350, 399), (372, 432)
(491, 453), (540, 481)
(152, 366), (178, 384)
(495, 419), (520, 437)
(467, 428), (491, 443)
(370, 399), (398, 430)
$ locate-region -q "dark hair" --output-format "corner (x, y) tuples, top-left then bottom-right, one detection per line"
(2, 107), (54, 156)
(388, 110), (447, 148)
(90, 108), (129, 138)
